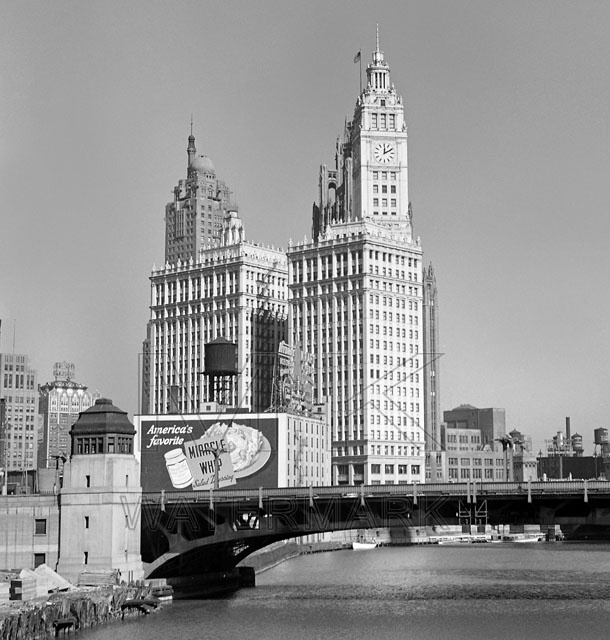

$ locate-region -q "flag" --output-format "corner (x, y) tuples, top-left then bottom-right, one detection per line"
(353, 50), (361, 63)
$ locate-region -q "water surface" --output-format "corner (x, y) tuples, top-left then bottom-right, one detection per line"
(82, 542), (610, 640)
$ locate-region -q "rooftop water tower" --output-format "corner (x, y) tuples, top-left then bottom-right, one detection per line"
(203, 338), (238, 407)
(594, 428), (609, 457)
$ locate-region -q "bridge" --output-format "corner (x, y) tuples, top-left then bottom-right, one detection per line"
(139, 480), (610, 591)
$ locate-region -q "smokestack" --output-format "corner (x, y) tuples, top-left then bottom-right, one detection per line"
(565, 417), (571, 440)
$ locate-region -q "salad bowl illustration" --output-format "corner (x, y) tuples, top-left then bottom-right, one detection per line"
(204, 422), (271, 478)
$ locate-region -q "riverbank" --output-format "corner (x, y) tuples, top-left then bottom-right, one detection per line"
(0, 541), (341, 634)
(0, 582), (160, 640)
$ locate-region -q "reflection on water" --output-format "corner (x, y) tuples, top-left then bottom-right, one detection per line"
(82, 543), (610, 640)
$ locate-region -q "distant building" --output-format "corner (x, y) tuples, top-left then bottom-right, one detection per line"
(543, 417), (584, 457)
(538, 455), (605, 480)
(164, 128), (238, 264)
(443, 405), (506, 451)
(37, 362), (100, 469)
(537, 418), (606, 480)
(426, 404), (534, 482)
(423, 264), (441, 452)
(0, 352), (38, 474)
(427, 450), (509, 482)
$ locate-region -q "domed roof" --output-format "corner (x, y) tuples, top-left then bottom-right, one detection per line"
(190, 154), (215, 174)
(70, 397), (135, 436)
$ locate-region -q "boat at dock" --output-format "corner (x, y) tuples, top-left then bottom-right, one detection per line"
(430, 534), (491, 545)
(502, 533), (544, 543)
(352, 538), (378, 550)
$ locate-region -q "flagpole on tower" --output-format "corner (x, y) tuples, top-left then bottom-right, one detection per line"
(354, 49), (362, 94)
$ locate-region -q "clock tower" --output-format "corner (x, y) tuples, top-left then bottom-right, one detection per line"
(312, 28), (412, 241)
(293, 28), (439, 487)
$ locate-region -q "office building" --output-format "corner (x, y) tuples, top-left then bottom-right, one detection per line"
(0, 353), (38, 472)
(443, 405), (506, 451)
(164, 127), (238, 264)
(423, 263), (441, 451)
(37, 362), (100, 469)
(287, 33), (436, 485)
(142, 144), (288, 415)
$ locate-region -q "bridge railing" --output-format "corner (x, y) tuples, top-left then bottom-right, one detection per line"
(143, 479), (610, 504)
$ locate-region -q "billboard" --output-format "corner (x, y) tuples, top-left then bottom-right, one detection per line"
(138, 415), (279, 492)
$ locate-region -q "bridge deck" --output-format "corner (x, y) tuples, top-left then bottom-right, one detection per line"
(151, 480), (609, 505)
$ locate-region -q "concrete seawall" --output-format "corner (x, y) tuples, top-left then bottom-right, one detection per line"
(240, 540), (348, 574)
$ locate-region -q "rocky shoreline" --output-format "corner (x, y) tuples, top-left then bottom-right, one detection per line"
(0, 582), (159, 640)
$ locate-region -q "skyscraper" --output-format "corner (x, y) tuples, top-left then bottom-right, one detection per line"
(38, 362), (99, 469)
(164, 127), (238, 264)
(423, 263), (441, 451)
(0, 352), (38, 473)
(288, 32), (436, 485)
(142, 139), (288, 415)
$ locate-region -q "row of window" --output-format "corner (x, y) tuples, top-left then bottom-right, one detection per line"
(372, 198), (397, 208)
(292, 250), (418, 282)
(446, 434), (481, 444)
(370, 112), (396, 130)
(369, 294), (421, 309)
(448, 468), (504, 480)
(447, 457), (504, 467)
(372, 183), (397, 194)
(371, 171), (397, 181)
(369, 325), (419, 339)
(74, 437), (133, 455)
(0, 396), (37, 403)
(371, 463), (421, 475)
(2, 374), (36, 390)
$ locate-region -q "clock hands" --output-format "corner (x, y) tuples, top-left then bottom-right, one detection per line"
(375, 142), (394, 163)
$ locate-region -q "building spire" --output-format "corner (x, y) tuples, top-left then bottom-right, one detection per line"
(373, 24), (385, 65)
(367, 24), (390, 91)
(187, 118), (196, 166)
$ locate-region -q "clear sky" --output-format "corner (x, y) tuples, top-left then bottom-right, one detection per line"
(1, 1), (609, 455)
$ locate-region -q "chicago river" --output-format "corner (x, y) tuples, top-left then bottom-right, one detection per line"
(80, 543), (610, 640)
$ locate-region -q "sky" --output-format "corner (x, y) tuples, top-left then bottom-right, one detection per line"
(1, 1), (609, 455)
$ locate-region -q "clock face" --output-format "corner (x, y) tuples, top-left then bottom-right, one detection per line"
(374, 142), (395, 164)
